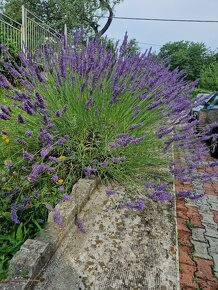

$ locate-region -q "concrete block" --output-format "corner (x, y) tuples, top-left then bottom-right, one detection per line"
(191, 228), (207, 243)
(204, 223), (218, 239)
(192, 240), (211, 260)
(207, 236), (218, 255)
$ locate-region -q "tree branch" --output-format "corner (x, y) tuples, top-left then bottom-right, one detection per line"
(97, 0), (113, 37)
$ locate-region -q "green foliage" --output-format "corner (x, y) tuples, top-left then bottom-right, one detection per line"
(185, 219), (195, 230)
(159, 41), (215, 81)
(200, 62), (218, 91)
(2, 0), (123, 33)
(191, 87), (212, 98)
(0, 32), (21, 86)
(0, 69), (168, 279)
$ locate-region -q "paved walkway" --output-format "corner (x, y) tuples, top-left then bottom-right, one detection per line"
(176, 161), (218, 290)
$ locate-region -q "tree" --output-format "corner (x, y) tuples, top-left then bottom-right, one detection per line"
(159, 41), (215, 81)
(2, 0), (123, 36)
(200, 62), (218, 91)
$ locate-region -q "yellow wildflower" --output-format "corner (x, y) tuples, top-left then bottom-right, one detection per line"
(2, 135), (9, 143)
(2, 135), (7, 140)
(58, 155), (67, 161)
(58, 179), (64, 184)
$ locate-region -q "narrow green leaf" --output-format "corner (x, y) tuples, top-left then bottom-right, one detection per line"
(16, 223), (23, 242)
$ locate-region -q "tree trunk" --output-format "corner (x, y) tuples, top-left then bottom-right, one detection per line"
(97, 0), (113, 37)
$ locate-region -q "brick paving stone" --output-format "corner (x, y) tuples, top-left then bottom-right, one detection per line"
(192, 240), (211, 260)
(197, 279), (218, 290)
(179, 264), (198, 289)
(191, 228), (207, 243)
(205, 189), (217, 196)
(176, 161), (218, 290)
(193, 257), (217, 282)
(177, 218), (191, 233)
(180, 284), (198, 290)
(177, 210), (188, 219)
(212, 210), (218, 223)
(203, 183), (214, 190)
(176, 202), (188, 219)
(191, 216), (204, 229)
(179, 246), (195, 266)
(178, 230), (193, 248)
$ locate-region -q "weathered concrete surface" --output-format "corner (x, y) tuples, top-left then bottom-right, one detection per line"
(1, 178), (99, 290)
(33, 184), (179, 290)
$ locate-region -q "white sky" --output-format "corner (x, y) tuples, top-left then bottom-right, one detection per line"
(100, 0), (218, 52)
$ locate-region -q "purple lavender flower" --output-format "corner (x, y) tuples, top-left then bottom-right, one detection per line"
(150, 191), (173, 201)
(58, 186), (65, 192)
(35, 91), (45, 109)
(28, 163), (54, 183)
(135, 198), (145, 210)
(47, 123), (55, 129)
(100, 160), (109, 168)
(63, 194), (71, 201)
(1, 106), (11, 116)
(0, 113), (10, 120)
(76, 218), (86, 234)
(105, 189), (116, 196)
(19, 101), (34, 115)
(46, 203), (53, 211)
(16, 138), (27, 146)
(17, 114), (25, 123)
(84, 166), (96, 177)
(38, 127), (53, 146)
(40, 147), (49, 158)
(86, 96), (94, 110)
(34, 191), (40, 198)
(130, 136), (145, 145)
(55, 110), (61, 117)
(25, 130), (33, 137)
(128, 123), (143, 130)
(46, 204), (65, 227)
(2, 130), (8, 135)
(24, 197), (31, 206)
(23, 151), (34, 162)
(53, 210), (65, 227)
(51, 175), (59, 183)
(0, 73), (11, 88)
(10, 204), (20, 224)
(48, 156), (60, 163)
(111, 156), (126, 163)
(5, 160), (13, 169)
(56, 136), (67, 146)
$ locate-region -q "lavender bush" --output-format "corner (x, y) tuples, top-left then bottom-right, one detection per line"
(0, 32), (217, 277)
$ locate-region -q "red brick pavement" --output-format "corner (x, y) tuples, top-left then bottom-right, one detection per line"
(176, 173), (218, 289)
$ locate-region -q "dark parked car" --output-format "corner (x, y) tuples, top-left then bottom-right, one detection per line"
(191, 92), (218, 157)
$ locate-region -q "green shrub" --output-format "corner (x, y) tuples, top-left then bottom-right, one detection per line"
(0, 33), (209, 278)
(200, 62), (218, 91)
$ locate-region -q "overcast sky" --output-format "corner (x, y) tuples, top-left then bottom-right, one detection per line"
(100, 0), (218, 52)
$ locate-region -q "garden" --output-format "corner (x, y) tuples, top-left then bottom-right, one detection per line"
(1, 30), (218, 281)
